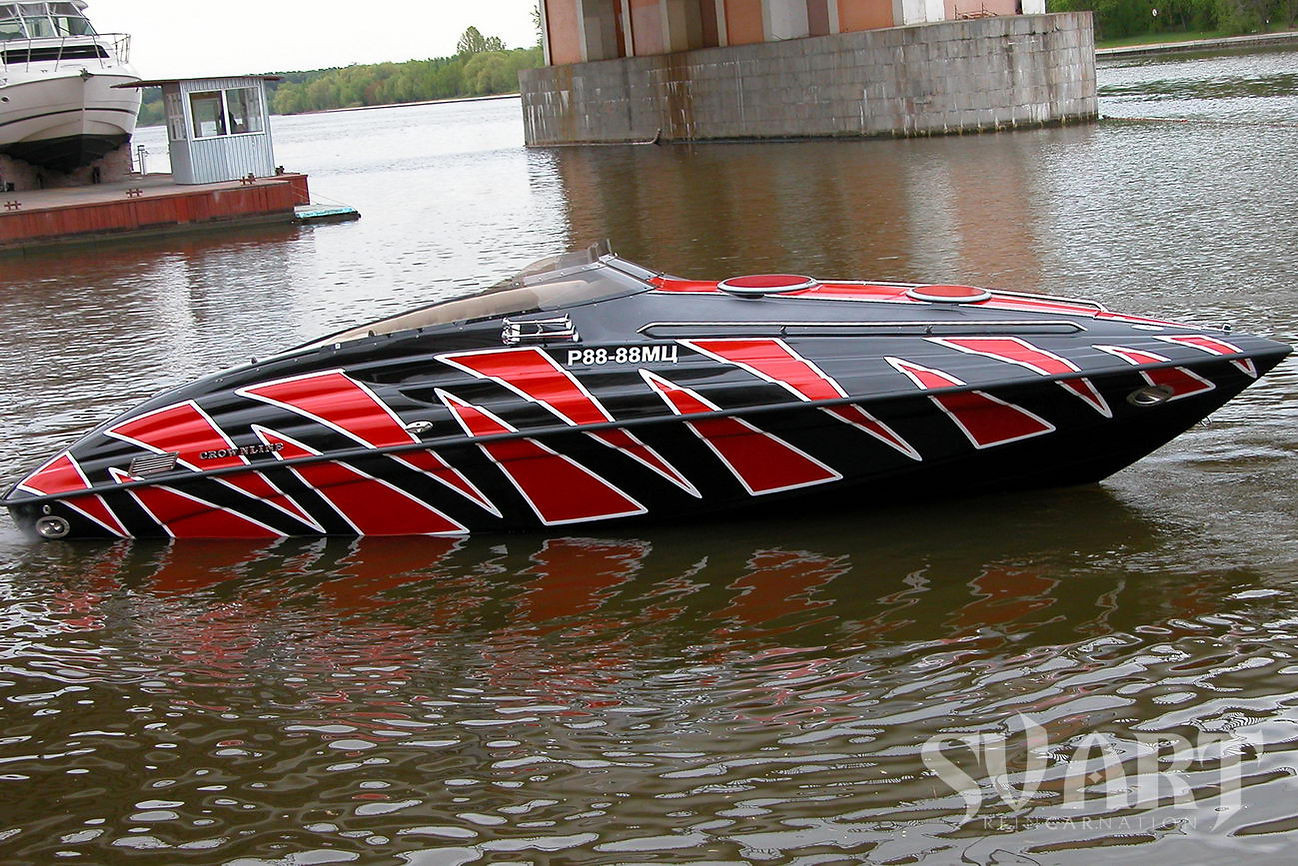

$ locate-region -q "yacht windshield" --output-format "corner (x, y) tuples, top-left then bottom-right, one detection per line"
(298, 245), (658, 350)
(1, 2), (95, 39)
(0, 8), (21, 40)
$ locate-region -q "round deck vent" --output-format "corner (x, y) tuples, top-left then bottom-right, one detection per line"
(718, 274), (819, 296)
(906, 285), (992, 304)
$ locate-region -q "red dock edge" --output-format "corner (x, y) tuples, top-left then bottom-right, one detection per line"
(0, 174), (311, 253)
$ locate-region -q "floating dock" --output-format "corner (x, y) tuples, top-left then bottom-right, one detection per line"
(294, 203), (361, 224)
(0, 173), (344, 254)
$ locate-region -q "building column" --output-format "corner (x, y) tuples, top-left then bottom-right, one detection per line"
(623, 0), (636, 55)
(539, 0), (552, 65)
(764, 0), (810, 41)
(577, 0), (591, 61)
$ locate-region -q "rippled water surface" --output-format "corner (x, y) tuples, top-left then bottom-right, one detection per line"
(1, 47), (1296, 864)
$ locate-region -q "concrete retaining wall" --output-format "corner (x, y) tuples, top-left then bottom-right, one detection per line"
(519, 12), (1096, 145)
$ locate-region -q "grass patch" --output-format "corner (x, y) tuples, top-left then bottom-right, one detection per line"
(1096, 30), (1233, 49)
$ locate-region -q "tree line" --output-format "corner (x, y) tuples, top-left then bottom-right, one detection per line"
(137, 26), (542, 126)
(1050, 0), (1297, 40)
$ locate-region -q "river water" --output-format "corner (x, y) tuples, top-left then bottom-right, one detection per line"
(1, 46), (1296, 864)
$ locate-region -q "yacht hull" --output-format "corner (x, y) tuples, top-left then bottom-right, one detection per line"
(0, 71), (140, 172)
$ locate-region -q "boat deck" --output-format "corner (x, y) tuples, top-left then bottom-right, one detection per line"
(0, 173), (314, 253)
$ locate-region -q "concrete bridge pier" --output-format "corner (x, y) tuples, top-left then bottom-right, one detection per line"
(520, 12), (1097, 145)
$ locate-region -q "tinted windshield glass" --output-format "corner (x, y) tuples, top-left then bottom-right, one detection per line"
(299, 253), (654, 349)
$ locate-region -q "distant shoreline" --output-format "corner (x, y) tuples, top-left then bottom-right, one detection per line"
(316, 92), (521, 115)
(1097, 29), (1298, 58)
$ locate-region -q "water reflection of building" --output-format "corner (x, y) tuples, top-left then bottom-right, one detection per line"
(523, 3), (1095, 145)
(547, 132), (1043, 292)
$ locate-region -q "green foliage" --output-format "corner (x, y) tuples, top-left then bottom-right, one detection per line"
(268, 45), (543, 115)
(531, 3), (544, 46)
(1049, 0), (1297, 38)
(457, 26), (487, 55)
(137, 86), (164, 127)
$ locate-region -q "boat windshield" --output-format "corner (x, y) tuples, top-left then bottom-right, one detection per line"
(297, 244), (658, 350)
(0, 3), (95, 39)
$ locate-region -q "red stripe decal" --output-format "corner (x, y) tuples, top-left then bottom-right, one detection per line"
(251, 427), (467, 536)
(439, 348), (611, 425)
(589, 428), (700, 496)
(886, 358), (1055, 448)
(681, 338), (921, 460)
(107, 401), (318, 528)
(1093, 346), (1217, 400)
(928, 336), (1111, 418)
(438, 348), (698, 495)
(639, 371), (841, 495)
(1156, 335), (1258, 378)
(18, 453), (127, 536)
(107, 467), (282, 539)
(982, 295), (1100, 317)
(18, 452), (86, 496)
(437, 391), (646, 526)
(238, 370), (496, 514)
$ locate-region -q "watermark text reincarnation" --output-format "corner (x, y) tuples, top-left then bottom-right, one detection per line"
(920, 715), (1247, 827)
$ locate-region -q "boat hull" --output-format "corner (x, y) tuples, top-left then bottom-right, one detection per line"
(0, 70), (140, 172)
(4, 339), (1286, 540)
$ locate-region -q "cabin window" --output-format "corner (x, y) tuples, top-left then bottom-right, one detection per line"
(189, 86), (263, 139)
(225, 87), (263, 134)
(190, 91), (226, 138)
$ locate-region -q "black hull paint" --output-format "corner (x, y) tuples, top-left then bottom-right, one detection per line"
(1, 131), (130, 173)
(4, 354), (1284, 540)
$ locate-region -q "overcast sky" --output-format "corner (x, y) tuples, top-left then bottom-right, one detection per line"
(90, 1), (539, 79)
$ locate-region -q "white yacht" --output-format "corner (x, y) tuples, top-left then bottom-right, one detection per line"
(0, 1), (140, 172)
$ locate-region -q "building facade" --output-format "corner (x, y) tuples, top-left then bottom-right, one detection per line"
(540, 0), (1048, 67)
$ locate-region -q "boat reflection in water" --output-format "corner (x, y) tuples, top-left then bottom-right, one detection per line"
(7, 487), (1279, 861)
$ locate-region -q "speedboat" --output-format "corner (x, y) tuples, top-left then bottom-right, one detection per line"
(0, 1), (140, 172)
(4, 243), (1290, 539)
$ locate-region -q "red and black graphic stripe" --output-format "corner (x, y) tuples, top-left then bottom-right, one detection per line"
(886, 358), (1055, 449)
(927, 336), (1111, 418)
(640, 371), (842, 495)
(238, 370), (498, 514)
(1093, 346), (1216, 400)
(679, 338), (921, 460)
(438, 348), (698, 495)
(438, 390), (647, 526)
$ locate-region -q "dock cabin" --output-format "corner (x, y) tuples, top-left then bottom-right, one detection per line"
(122, 75), (279, 184)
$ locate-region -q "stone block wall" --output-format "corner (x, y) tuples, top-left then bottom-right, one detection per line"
(519, 12), (1096, 145)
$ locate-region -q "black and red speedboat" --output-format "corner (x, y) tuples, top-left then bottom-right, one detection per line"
(4, 244), (1290, 539)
